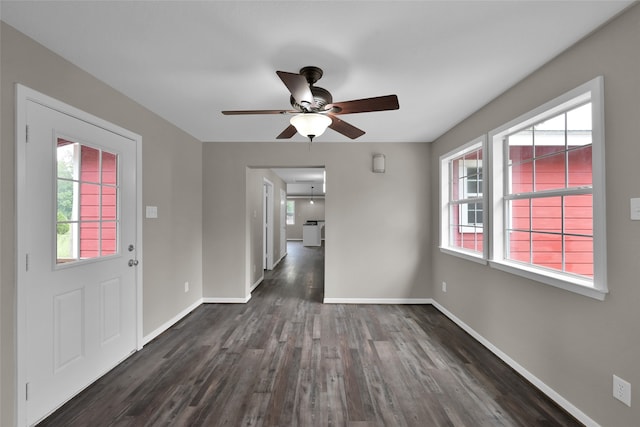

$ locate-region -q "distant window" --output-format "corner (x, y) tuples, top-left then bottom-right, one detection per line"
(440, 138), (486, 260)
(286, 200), (295, 225)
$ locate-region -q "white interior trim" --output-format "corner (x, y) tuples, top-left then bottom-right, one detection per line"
(323, 298), (433, 305)
(489, 260), (606, 301)
(439, 247), (488, 265)
(263, 178), (274, 270)
(203, 295), (252, 304)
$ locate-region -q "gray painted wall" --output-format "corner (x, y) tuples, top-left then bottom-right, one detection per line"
(203, 142), (432, 302)
(429, 5), (639, 426)
(1, 22), (203, 426)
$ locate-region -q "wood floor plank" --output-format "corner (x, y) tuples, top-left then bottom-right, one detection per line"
(37, 242), (582, 427)
(212, 349), (265, 426)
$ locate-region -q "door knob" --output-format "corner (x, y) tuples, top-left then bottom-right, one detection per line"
(128, 259), (139, 267)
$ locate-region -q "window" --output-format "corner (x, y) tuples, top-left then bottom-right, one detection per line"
(56, 139), (120, 264)
(490, 76), (606, 299)
(440, 137), (486, 261)
(286, 200), (295, 225)
(459, 165), (483, 230)
(439, 77), (605, 299)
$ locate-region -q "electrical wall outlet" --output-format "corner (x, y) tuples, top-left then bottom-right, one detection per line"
(613, 374), (631, 407)
(184, 281), (189, 293)
(442, 281), (447, 292)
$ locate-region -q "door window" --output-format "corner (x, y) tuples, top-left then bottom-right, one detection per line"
(56, 138), (119, 264)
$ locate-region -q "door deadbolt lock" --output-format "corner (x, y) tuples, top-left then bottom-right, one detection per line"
(128, 259), (139, 267)
(128, 244), (135, 252)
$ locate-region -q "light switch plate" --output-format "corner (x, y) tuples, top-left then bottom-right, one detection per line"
(146, 206), (158, 219)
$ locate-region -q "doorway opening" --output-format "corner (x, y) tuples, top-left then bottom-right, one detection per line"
(247, 166), (326, 300)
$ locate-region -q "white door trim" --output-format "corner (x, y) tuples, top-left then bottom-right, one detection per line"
(15, 84), (143, 426)
(263, 178), (274, 270)
(279, 188), (287, 260)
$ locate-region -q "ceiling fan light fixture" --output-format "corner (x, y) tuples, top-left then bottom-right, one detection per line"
(290, 113), (331, 141)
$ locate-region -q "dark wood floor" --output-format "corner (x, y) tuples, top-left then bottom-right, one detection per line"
(39, 242), (580, 426)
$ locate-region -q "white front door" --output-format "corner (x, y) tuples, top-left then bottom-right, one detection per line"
(17, 89), (140, 425)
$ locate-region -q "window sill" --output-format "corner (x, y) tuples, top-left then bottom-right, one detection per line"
(440, 247), (487, 265)
(489, 260), (607, 301)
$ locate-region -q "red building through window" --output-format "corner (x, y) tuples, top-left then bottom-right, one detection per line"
(57, 139), (119, 263)
(450, 142), (593, 278)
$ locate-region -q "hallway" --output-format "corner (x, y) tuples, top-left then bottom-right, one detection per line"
(38, 242), (578, 426)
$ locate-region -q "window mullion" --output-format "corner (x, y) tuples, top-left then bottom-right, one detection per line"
(452, 196), (484, 205)
(506, 187), (591, 200)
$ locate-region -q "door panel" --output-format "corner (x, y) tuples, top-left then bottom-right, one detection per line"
(23, 100), (138, 425)
(101, 277), (123, 344)
(53, 289), (84, 372)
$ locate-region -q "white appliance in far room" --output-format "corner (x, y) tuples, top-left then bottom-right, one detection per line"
(303, 220), (324, 246)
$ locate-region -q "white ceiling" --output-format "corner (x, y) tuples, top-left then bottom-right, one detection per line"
(1, 1), (633, 144)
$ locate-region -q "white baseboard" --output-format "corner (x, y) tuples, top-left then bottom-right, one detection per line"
(323, 297), (433, 304)
(143, 298), (203, 346)
(430, 300), (599, 427)
(273, 252), (286, 268)
(203, 295), (251, 304)
(250, 275), (264, 293)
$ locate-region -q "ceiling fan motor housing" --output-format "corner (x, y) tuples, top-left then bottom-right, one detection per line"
(289, 66), (333, 112)
(290, 86), (333, 112)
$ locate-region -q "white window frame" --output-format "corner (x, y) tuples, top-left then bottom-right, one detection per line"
(439, 136), (487, 264)
(488, 76), (607, 300)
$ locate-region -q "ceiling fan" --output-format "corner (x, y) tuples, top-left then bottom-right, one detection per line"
(222, 66), (399, 141)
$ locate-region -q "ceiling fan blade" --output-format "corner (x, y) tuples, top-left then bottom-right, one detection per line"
(222, 109), (295, 115)
(276, 125), (298, 139)
(276, 71), (313, 107)
(329, 116), (366, 140)
(329, 94), (399, 115)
